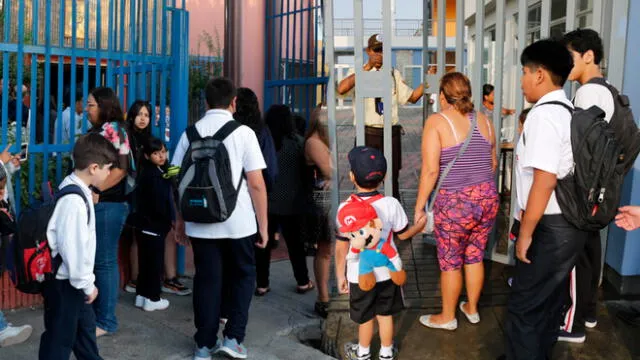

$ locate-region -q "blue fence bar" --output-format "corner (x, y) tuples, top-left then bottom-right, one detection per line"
(264, 0), (327, 120)
(0, 0), (189, 217)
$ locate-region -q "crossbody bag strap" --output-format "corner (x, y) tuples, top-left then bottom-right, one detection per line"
(427, 112), (478, 212)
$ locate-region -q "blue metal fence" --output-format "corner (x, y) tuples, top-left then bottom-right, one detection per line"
(264, 0), (328, 122)
(0, 0), (189, 213)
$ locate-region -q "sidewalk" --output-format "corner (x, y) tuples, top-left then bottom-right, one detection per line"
(0, 259), (332, 360)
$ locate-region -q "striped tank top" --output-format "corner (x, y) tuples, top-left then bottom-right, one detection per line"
(438, 112), (494, 190)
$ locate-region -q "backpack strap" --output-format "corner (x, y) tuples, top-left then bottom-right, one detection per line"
(523, 101), (574, 146)
(56, 184), (91, 224)
(212, 121), (242, 141)
(185, 125), (202, 143)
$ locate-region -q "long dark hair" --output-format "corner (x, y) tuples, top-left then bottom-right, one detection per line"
(126, 100), (152, 135)
(265, 104), (295, 151)
(89, 87), (125, 126)
(305, 106), (329, 147)
(233, 87), (263, 134)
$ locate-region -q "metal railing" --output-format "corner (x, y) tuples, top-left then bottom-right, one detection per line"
(332, 18), (457, 37)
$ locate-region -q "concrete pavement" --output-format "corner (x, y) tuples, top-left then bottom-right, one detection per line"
(0, 259), (332, 360)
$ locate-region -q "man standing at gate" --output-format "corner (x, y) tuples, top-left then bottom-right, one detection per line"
(337, 34), (425, 199)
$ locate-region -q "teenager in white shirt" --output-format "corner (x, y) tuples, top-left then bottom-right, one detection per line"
(557, 28), (615, 343)
(501, 39), (586, 360)
(39, 133), (118, 360)
(171, 78), (267, 360)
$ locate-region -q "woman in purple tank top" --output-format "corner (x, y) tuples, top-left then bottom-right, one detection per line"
(414, 72), (499, 330)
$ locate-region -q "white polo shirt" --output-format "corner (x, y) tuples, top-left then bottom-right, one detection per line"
(515, 90), (574, 215)
(342, 67), (414, 127)
(171, 109), (266, 239)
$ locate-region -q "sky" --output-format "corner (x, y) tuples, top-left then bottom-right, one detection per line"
(334, 0), (423, 19)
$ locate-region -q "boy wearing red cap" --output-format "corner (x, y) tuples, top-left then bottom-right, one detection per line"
(335, 146), (426, 360)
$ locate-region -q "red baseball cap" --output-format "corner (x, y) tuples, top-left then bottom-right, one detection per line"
(337, 195), (379, 233)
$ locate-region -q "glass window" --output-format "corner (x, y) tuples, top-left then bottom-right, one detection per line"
(578, 13), (593, 28)
(528, 6), (541, 30)
(579, 0), (593, 12)
(551, 0), (567, 21)
(550, 22), (566, 40)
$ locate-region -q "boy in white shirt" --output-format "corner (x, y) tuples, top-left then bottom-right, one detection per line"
(335, 146), (425, 360)
(502, 39), (586, 360)
(556, 29), (615, 343)
(39, 133), (118, 360)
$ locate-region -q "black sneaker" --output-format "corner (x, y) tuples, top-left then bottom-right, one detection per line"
(557, 330), (586, 343)
(344, 342), (371, 360)
(584, 316), (597, 329)
(314, 301), (329, 319)
(162, 277), (192, 296)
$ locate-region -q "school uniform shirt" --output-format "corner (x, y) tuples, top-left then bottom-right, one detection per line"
(574, 81), (615, 122)
(341, 67), (414, 127)
(46, 173), (96, 296)
(171, 109), (267, 239)
(515, 89), (574, 215)
(336, 193), (408, 283)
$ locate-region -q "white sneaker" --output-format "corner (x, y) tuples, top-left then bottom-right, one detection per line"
(135, 295), (147, 308)
(0, 324), (33, 347)
(143, 298), (170, 312)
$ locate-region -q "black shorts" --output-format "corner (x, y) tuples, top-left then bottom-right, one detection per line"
(349, 280), (404, 324)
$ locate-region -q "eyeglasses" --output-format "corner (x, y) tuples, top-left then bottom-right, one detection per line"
(372, 47), (383, 53)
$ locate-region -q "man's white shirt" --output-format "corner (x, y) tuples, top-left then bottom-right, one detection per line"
(515, 89), (574, 215)
(574, 82), (615, 122)
(171, 109), (266, 239)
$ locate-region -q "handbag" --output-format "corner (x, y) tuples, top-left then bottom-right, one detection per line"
(425, 112), (478, 234)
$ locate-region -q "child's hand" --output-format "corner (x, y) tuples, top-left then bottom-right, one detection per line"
(85, 287), (99, 304)
(0, 144), (12, 164)
(173, 219), (189, 245)
(337, 276), (349, 294)
(415, 214), (427, 231)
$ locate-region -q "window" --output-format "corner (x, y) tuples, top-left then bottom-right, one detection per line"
(578, 0), (593, 12)
(551, 0), (567, 21)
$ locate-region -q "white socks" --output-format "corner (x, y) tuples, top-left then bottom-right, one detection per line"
(358, 344), (370, 356)
(379, 345), (393, 357)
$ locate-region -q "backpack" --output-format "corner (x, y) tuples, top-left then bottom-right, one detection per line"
(586, 77), (640, 173)
(178, 121), (243, 223)
(530, 101), (625, 231)
(11, 183), (90, 294)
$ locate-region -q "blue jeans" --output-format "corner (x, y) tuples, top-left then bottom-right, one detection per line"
(0, 310), (7, 331)
(93, 202), (129, 333)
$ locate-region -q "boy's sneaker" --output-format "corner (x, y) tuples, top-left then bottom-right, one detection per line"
(193, 339), (221, 360)
(378, 346), (398, 360)
(585, 317), (598, 329)
(125, 280), (137, 293)
(557, 330), (586, 343)
(0, 324), (33, 347)
(162, 277), (192, 296)
(143, 298), (170, 312)
(217, 337), (248, 359)
(135, 295), (147, 308)
(344, 342), (371, 360)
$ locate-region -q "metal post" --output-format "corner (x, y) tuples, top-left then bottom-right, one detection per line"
(490, 0), (509, 264)
(456, 0), (465, 72)
(224, 0), (242, 84)
(540, 0), (551, 38)
(422, 0), (432, 125)
(382, 0), (393, 197)
(473, 0), (484, 112)
(437, 0), (446, 81)
(353, 0), (365, 145)
(324, 0), (340, 218)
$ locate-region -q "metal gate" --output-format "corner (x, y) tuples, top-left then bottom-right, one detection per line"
(0, 0), (189, 309)
(264, 0), (327, 121)
(322, 0), (628, 265)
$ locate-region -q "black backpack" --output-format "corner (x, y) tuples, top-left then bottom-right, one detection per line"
(11, 184), (90, 294)
(586, 77), (640, 173)
(530, 102), (625, 231)
(178, 121), (243, 223)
